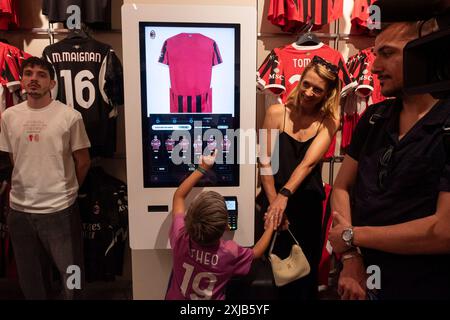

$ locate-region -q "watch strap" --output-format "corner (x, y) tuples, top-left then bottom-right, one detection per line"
(279, 187), (292, 197)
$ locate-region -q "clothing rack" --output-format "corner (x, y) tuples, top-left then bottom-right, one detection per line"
(323, 156), (344, 186)
(258, 32), (339, 39)
(257, 32), (375, 39)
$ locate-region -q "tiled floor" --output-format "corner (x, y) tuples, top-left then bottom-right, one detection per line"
(0, 267), (339, 300)
(0, 278), (132, 300)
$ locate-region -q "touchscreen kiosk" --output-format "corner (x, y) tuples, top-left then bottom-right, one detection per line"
(122, 3), (256, 249)
(141, 22), (240, 188)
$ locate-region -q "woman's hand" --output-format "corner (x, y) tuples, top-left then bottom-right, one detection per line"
(267, 193), (289, 227)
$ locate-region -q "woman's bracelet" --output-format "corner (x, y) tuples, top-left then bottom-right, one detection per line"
(196, 166), (208, 175)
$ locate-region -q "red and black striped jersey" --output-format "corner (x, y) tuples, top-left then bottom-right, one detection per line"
(347, 47), (384, 104)
(257, 42), (355, 102)
(0, 0), (19, 30)
(341, 47), (386, 152)
(0, 43), (31, 113)
(268, 0), (343, 33)
(351, 0), (376, 33)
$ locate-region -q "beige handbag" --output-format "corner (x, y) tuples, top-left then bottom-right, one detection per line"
(269, 228), (311, 287)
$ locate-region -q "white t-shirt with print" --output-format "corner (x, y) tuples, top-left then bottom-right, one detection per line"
(0, 100), (91, 213)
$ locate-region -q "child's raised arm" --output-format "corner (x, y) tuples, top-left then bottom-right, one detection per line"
(252, 214), (276, 258)
(172, 150), (217, 215)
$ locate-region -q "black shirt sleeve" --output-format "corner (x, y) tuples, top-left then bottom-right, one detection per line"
(438, 143), (450, 192)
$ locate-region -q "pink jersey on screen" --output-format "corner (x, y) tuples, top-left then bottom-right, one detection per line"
(159, 33), (223, 113)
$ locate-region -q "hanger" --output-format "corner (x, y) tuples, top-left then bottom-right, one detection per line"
(65, 22), (91, 40)
(295, 20), (321, 46)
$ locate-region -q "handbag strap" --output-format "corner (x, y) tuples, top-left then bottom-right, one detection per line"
(269, 227), (300, 255)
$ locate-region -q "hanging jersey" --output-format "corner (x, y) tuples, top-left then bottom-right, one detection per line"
(0, 43), (31, 114)
(0, 180), (16, 279)
(43, 37), (124, 157)
(341, 47), (386, 152)
(351, 0), (376, 33)
(268, 0), (287, 28)
(318, 183), (333, 287)
(78, 168), (128, 282)
(257, 42), (355, 102)
(347, 47), (384, 104)
(268, 0), (343, 32)
(159, 33), (222, 113)
(42, 0), (111, 25)
(0, 0), (19, 30)
(0, 45), (20, 100)
(324, 134), (337, 159)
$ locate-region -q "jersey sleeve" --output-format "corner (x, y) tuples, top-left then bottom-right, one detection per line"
(70, 113), (91, 152)
(169, 214), (185, 248)
(2, 48), (21, 92)
(337, 54), (356, 96)
(212, 41), (222, 66)
(104, 49), (124, 108)
(232, 244), (254, 276)
(354, 50), (376, 98)
(158, 40), (169, 65)
(346, 53), (360, 77)
(257, 49), (286, 95)
(16, 49), (32, 67)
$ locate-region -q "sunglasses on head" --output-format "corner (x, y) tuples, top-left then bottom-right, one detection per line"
(311, 56), (339, 75)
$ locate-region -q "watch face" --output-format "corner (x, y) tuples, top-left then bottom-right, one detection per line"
(342, 229), (353, 242)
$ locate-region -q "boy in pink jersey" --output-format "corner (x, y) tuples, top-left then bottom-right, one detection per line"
(166, 150), (275, 300)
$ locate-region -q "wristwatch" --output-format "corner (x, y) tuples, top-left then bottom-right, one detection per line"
(279, 187), (292, 198)
(341, 227), (354, 247)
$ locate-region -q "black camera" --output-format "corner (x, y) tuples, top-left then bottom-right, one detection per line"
(375, 0), (450, 99)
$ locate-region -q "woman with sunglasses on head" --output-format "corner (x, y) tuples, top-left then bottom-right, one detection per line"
(259, 56), (342, 300)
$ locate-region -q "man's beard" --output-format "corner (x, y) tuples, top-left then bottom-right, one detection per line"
(27, 89), (48, 99)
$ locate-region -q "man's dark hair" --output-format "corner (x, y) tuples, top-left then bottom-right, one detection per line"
(20, 57), (55, 80)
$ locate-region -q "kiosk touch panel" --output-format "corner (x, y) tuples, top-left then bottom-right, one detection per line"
(139, 23), (240, 188)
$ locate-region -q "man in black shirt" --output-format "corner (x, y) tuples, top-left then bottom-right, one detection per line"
(329, 22), (450, 299)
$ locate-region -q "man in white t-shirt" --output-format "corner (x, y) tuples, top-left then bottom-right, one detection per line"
(0, 57), (91, 299)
